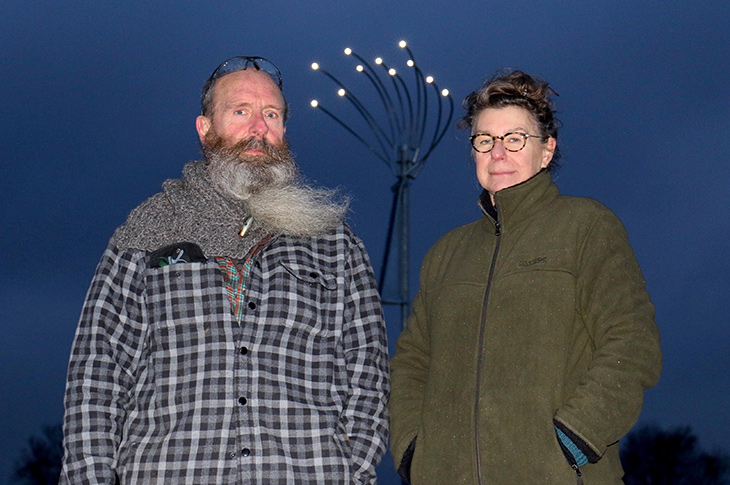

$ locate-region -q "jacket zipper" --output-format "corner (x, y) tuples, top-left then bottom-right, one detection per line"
(473, 215), (501, 484)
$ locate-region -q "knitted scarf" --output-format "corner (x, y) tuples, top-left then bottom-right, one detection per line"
(114, 160), (273, 259)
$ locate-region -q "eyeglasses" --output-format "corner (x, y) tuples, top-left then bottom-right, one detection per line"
(208, 56), (283, 89)
(469, 132), (545, 153)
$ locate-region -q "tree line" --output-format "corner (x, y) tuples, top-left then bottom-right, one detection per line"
(10, 423), (730, 484)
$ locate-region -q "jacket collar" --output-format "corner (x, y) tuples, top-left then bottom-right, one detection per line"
(478, 169), (559, 231)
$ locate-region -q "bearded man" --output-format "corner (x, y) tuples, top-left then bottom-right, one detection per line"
(60, 56), (390, 485)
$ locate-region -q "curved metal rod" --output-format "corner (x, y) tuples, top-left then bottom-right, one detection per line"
(392, 72), (415, 146)
(349, 51), (396, 117)
(313, 104), (390, 165)
(411, 90), (454, 178)
(349, 50), (401, 147)
(413, 68), (426, 149)
(344, 90), (395, 159)
(317, 67), (394, 161)
(407, 64), (430, 156)
(358, 68), (398, 144)
(431, 91), (454, 150)
(377, 181), (401, 291)
(318, 67), (389, 144)
(377, 61), (407, 136)
(402, 46), (427, 148)
(402, 45), (418, 66)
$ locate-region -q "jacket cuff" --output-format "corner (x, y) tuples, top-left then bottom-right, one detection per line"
(397, 436), (417, 484)
(553, 419), (601, 464)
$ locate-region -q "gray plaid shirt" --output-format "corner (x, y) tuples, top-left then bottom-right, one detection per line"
(61, 225), (389, 484)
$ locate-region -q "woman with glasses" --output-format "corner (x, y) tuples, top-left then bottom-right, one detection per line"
(389, 70), (661, 484)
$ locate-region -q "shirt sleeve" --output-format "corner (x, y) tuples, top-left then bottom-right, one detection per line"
(554, 210), (662, 458)
(340, 233), (391, 484)
(387, 250), (433, 477)
(60, 241), (148, 484)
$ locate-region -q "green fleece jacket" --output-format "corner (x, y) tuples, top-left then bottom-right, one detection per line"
(389, 170), (661, 484)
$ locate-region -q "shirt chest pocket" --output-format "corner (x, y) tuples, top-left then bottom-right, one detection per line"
(260, 259), (340, 336)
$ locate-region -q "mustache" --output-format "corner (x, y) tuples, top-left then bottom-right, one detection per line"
(201, 128), (291, 163)
(230, 137), (280, 158)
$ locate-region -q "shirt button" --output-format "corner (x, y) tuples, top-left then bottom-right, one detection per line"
(242, 448), (251, 457)
(229, 452), (236, 458)
(248, 302), (256, 310)
(240, 346), (248, 355)
(238, 397), (247, 405)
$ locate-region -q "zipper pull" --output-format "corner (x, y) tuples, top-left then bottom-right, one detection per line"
(572, 464), (584, 485)
(494, 220), (501, 236)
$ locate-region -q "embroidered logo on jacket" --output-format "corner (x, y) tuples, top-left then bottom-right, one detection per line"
(518, 256), (547, 267)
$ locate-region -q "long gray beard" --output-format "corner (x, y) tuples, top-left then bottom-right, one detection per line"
(204, 135), (298, 198)
(247, 184), (349, 237)
(204, 136), (349, 237)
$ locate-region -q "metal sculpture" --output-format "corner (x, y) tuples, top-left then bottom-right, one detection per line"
(311, 41), (454, 328)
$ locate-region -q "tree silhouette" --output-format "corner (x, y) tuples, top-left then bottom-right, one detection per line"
(621, 424), (730, 484)
(11, 424), (62, 485)
(10, 422), (730, 484)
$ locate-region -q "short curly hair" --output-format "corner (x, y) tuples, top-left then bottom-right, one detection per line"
(458, 69), (561, 169)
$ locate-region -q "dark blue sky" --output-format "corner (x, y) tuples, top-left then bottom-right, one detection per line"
(2, 1), (729, 482)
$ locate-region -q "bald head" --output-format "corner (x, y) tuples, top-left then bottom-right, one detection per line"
(201, 67), (289, 122)
(196, 69), (288, 153)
